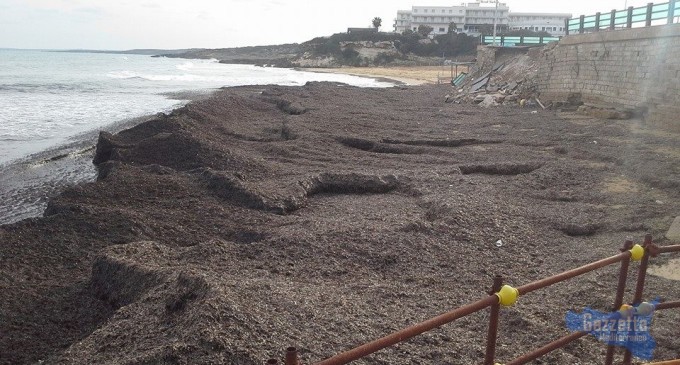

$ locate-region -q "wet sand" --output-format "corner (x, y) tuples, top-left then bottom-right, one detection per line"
(0, 91), (219, 226)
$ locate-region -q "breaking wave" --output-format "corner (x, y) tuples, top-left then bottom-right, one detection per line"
(106, 70), (206, 82)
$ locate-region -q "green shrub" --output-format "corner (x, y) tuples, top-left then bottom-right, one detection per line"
(304, 31), (478, 64)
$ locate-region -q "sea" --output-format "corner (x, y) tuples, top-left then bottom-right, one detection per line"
(0, 49), (394, 224)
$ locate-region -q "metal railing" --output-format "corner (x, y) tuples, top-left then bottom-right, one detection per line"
(267, 235), (680, 365)
(567, 0), (680, 34)
(481, 35), (561, 46)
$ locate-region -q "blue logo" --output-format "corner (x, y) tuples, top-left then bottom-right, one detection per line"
(565, 301), (658, 360)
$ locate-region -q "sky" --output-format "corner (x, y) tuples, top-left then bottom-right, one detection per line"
(0, 0), (660, 50)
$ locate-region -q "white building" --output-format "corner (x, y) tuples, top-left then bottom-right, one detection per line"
(407, 5), (467, 34)
(394, 3), (570, 36)
(463, 2), (509, 34)
(395, 10), (413, 33)
(508, 13), (571, 36)
(394, 2), (509, 35)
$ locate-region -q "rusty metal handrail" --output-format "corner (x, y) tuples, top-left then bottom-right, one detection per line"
(311, 251), (631, 365)
(313, 295), (498, 365)
(656, 300), (680, 310)
(484, 276), (504, 365)
(512, 298), (680, 365)
(644, 360), (680, 365)
(623, 235), (655, 365)
(505, 331), (590, 365)
(271, 238), (680, 365)
(605, 240), (635, 365)
(518, 251), (630, 295)
(657, 244), (680, 254)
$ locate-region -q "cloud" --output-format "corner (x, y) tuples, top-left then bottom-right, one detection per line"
(196, 11), (212, 20)
(74, 6), (106, 15)
(141, 2), (160, 9)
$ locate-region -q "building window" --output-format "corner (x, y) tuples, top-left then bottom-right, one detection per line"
(449, 9), (452, 13)
(439, 27), (445, 32)
(424, 9), (428, 13)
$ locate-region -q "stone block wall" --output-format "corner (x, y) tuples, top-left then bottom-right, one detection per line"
(536, 24), (680, 132)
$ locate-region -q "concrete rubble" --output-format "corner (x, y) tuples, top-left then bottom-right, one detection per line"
(447, 44), (637, 120)
(446, 47), (547, 109)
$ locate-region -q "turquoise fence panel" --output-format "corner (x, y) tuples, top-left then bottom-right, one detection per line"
(569, 1), (679, 33)
(568, 23), (580, 31)
(481, 36), (559, 45)
(452, 72), (467, 86)
(632, 6), (648, 15)
(582, 15), (596, 29)
(614, 10), (629, 25)
(651, 3), (670, 20)
(632, 14), (647, 22)
(652, 3), (670, 12)
(651, 12), (668, 20)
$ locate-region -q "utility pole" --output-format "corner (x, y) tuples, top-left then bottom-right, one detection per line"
(480, 0), (500, 46)
(492, 0), (498, 45)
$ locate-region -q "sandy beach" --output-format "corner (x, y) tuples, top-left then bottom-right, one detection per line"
(305, 65), (470, 86)
(1, 82), (678, 364)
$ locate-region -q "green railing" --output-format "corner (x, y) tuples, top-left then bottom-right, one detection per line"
(567, 0), (680, 34)
(481, 35), (561, 46)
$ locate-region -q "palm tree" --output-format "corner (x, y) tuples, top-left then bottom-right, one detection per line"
(372, 17), (382, 30)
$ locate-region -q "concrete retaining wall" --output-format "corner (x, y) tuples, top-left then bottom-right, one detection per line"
(536, 24), (680, 132)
